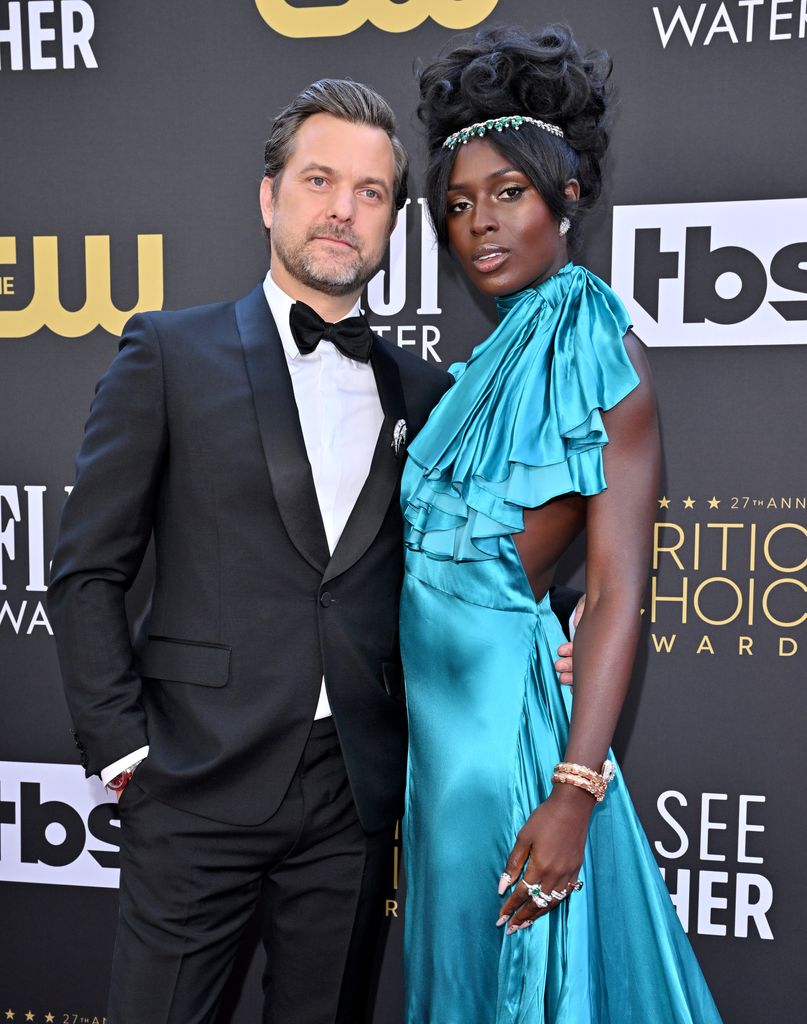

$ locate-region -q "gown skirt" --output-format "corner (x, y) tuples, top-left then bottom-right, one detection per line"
(398, 264), (723, 1023)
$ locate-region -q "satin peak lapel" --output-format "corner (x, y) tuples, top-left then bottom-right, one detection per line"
(235, 285), (330, 574)
(324, 337), (407, 585)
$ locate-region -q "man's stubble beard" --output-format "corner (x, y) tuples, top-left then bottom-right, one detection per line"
(271, 222), (387, 298)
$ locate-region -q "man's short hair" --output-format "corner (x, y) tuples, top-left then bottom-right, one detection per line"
(264, 78), (409, 212)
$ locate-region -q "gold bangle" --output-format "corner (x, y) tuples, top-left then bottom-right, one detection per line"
(552, 771), (605, 801)
(552, 760), (615, 803)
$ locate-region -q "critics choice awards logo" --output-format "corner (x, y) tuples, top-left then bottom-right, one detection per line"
(612, 198), (807, 347)
(647, 493), (805, 658)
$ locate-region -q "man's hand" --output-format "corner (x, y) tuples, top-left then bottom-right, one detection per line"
(554, 594), (585, 687)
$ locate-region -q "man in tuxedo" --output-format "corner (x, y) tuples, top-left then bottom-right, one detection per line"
(48, 79), (578, 1024)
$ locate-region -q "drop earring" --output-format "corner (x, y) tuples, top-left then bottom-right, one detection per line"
(558, 217), (571, 237)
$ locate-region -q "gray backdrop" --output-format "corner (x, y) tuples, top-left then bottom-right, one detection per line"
(2, 2), (805, 1022)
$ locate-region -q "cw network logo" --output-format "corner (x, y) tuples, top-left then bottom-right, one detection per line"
(0, 234), (164, 338)
(254, 0), (498, 38)
(0, 761), (120, 888)
(611, 198), (807, 347)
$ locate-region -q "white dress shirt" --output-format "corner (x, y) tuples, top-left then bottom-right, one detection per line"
(262, 271), (384, 717)
(101, 273), (383, 784)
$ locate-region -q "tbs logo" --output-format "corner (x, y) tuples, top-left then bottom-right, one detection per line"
(0, 761), (120, 888)
(612, 199), (807, 347)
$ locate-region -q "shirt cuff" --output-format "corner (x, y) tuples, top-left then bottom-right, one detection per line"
(101, 746), (150, 786)
(568, 612), (577, 640)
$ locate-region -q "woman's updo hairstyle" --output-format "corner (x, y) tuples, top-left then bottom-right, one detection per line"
(417, 24), (612, 254)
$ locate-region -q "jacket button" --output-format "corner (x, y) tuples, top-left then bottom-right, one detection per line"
(319, 592), (333, 608)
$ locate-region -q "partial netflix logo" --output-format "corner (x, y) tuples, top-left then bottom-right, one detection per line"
(611, 199), (807, 347)
(0, 761), (120, 888)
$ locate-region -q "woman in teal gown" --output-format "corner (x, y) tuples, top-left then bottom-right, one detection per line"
(399, 25), (723, 1024)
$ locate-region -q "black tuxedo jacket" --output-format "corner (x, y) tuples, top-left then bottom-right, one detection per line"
(48, 284), (449, 830)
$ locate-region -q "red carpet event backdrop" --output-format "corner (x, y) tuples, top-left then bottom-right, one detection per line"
(2, 2), (805, 1021)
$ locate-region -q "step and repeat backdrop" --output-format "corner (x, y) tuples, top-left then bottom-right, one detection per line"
(2, 2), (805, 1022)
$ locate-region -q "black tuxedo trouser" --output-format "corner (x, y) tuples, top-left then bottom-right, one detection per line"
(110, 718), (393, 1024)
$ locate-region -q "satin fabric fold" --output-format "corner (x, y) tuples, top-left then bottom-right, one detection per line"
(400, 266), (723, 1022)
(402, 263), (638, 562)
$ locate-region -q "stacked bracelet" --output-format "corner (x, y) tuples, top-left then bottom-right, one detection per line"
(552, 760), (615, 802)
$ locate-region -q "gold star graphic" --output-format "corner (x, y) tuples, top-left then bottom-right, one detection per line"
(683, 496), (695, 509)
(45, 1016), (55, 1024)
(5, 1011), (15, 1021)
(658, 496), (670, 509)
(708, 496), (720, 508)
(25, 1014), (34, 1022)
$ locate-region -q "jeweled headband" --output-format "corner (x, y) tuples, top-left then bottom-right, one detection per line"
(443, 115), (564, 151)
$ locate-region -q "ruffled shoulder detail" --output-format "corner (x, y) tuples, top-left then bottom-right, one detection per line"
(402, 264), (639, 561)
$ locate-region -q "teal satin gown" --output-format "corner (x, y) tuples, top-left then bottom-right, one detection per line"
(399, 265), (722, 1023)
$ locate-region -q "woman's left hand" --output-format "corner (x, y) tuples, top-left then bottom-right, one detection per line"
(496, 786), (594, 933)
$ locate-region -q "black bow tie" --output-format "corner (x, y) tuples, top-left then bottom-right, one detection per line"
(289, 301), (373, 363)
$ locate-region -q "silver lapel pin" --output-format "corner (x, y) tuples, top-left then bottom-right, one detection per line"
(392, 419), (407, 457)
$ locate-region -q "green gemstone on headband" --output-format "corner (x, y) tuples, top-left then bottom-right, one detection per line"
(443, 115), (564, 150)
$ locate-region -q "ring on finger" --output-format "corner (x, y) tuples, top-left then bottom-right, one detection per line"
(521, 880), (543, 898)
(569, 879), (584, 892)
(550, 888), (568, 901)
(531, 893), (550, 908)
